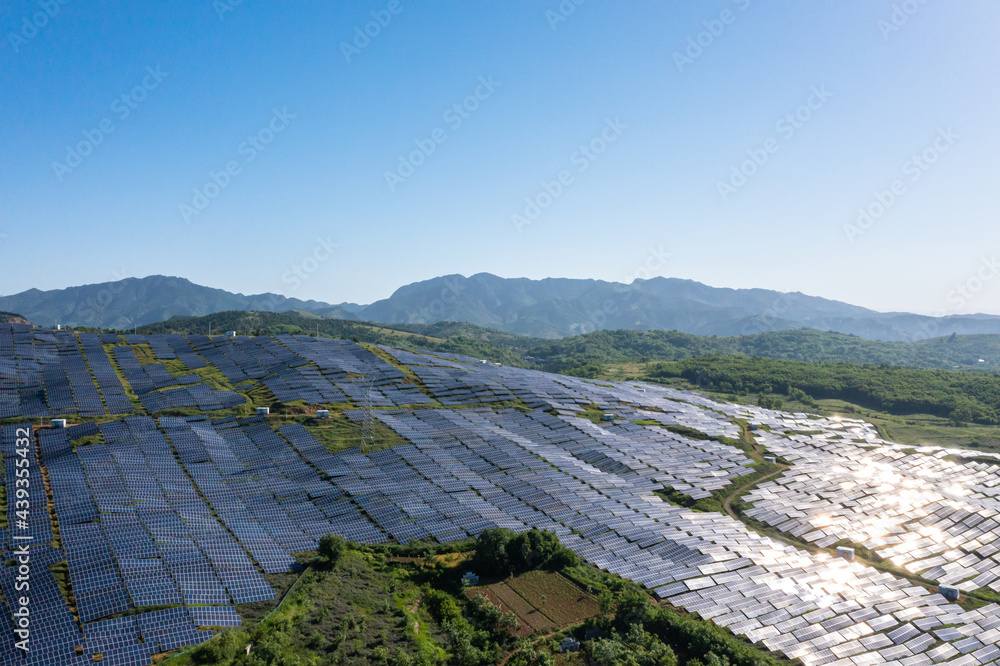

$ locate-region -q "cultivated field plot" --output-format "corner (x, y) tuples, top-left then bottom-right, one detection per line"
(2, 323), (1000, 664)
(474, 584), (549, 636)
(505, 571), (601, 628)
(468, 571), (598, 636)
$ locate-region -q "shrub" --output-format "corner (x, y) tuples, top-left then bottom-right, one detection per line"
(318, 534), (347, 568)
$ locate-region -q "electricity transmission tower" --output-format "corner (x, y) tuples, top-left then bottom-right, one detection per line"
(360, 369), (378, 452)
(90, 297), (105, 332)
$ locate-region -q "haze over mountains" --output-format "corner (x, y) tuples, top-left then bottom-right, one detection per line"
(3, 274), (1000, 342)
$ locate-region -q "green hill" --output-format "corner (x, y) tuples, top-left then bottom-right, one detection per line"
(528, 328), (1000, 373)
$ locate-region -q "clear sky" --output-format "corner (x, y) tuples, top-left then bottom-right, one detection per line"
(2, 1), (998, 315)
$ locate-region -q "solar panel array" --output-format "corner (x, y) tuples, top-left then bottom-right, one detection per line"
(0, 424), (215, 666)
(3, 424), (52, 549)
(4, 326), (48, 418)
(163, 334), (208, 369)
(111, 345), (244, 413)
(0, 326), (257, 419)
(738, 417), (1000, 596)
(0, 327), (137, 419)
(54, 330), (106, 417)
(3, 326), (1000, 665)
(0, 326), (18, 419)
(0, 326), (453, 420)
(80, 333), (134, 415)
(270, 336), (435, 407)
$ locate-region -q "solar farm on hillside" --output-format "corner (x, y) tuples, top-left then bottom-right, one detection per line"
(1, 324), (1000, 665)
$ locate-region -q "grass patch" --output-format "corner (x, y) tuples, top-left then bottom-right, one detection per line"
(166, 550), (448, 666)
(657, 461), (785, 515)
(654, 422), (755, 455)
(236, 569), (303, 627)
(103, 342), (144, 411)
(471, 582), (555, 635)
(361, 344), (425, 385)
(503, 571), (601, 628)
(871, 413), (1000, 453)
(192, 365), (236, 392)
(578, 403), (613, 424)
(50, 560), (79, 621)
(660, 424), (711, 440)
(944, 453), (1000, 467)
(302, 412), (409, 455)
(71, 433), (104, 449)
(129, 343), (158, 365)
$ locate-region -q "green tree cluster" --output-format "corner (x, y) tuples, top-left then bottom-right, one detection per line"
(650, 355), (1000, 425)
(424, 588), (513, 666)
(604, 588), (778, 666)
(590, 623), (678, 666)
(470, 528), (578, 577)
(530, 328), (1000, 374)
(317, 533), (347, 568)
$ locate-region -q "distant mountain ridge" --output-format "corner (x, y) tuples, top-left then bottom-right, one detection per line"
(360, 273), (877, 338)
(0, 276), (360, 330)
(352, 273), (1000, 341)
(4, 273), (1000, 342)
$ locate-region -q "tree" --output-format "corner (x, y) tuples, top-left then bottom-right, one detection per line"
(688, 652), (732, 666)
(500, 611), (519, 632)
(472, 528), (578, 577)
(756, 393), (784, 410)
(598, 590), (615, 615)
(237, 631), (299, 665)
(613, 587), (652, 629)
(471, 528), (512, 576)
(507, 529), (578, 572)
(471, 594), (504, 627)
(318, 534), (346, 568)
(388, 648), (414, 666)
(192, 629), (250, 664)
(590, 623), (677, 666)
(786, 386), (814, 405)
(425, 589), (462, 623)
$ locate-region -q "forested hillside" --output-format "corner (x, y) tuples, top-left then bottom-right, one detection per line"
(649, 355), (1000, 425)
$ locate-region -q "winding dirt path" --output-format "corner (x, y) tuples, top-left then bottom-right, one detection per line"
(721, 465), (787, 520)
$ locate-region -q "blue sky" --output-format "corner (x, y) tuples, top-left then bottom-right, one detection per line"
(1, 1), (998, 315)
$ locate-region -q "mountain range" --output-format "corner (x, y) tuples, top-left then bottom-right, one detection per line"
(4, 273), (1000, 342)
